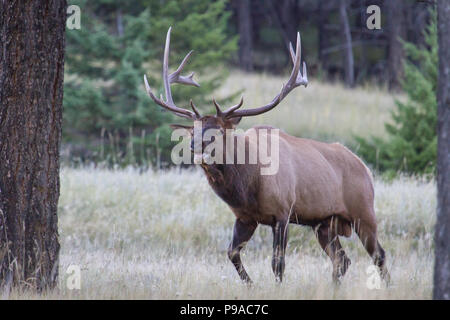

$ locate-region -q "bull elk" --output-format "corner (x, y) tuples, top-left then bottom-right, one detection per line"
(144, 27), (390, 284)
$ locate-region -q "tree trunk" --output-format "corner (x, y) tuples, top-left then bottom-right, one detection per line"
(387, 0), (406, 91)
(339, 0), (354, 87)
(264, 0), (294, 54)
(117, 8), (124, 37)
(0, 0), (66, 291)
(318, 0), (328, 70)
(236, 0), (253, 71)
(278, 0), (298, 46)
(434, 0), (450, 300)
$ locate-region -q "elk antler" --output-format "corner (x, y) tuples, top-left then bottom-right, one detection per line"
(213, 96), (244, 117)
(144, 27), (200, 119)
(215, 32), (308, 119)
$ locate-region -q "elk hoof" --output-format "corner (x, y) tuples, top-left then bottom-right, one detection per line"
(333, 256), (351, 284)
(242, 277), (253, 286)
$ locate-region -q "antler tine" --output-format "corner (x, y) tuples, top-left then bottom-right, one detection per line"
(289, 32), (308, 87)
(168, 51), (200, 87)
(143, 74), (195, 119)
(163, 27), (173, 106)
(300, 61), (308, 87)
(289, 42), (296, 65)
(143, 27), (201, 120)
(190, 99), (201, 117)
(213, 98), (223, 116)
(226, 31), (308, 119)
(286, 32), (302, 91)
(222, 96), (244, 115)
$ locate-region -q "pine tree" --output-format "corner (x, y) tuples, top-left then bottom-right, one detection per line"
(64, 0), (237, 166)
(355, 10), (437, 175)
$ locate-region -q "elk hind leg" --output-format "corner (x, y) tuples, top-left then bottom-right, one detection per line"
(355, 219), (390, 284)
(315, 219), (351, 283)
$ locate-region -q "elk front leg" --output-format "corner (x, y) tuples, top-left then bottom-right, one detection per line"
(228, 219), (257, 283)
(272, 220), (289, 282)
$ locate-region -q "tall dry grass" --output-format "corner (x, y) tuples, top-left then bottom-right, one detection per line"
(8, 167), (435, 299)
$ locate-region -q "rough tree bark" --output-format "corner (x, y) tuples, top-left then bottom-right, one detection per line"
(339, 0), (354, 87)
(387, 0), (406, 91)
(0, 1), (66, 291)
(236, 0), (254, 72)
(434, 0), (450, 300)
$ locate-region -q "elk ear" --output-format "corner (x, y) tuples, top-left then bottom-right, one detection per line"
(229, 117), (242, 125)
(170, 124), (193, 136)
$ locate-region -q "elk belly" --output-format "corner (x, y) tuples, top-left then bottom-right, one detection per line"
(332, 216), (353, 237)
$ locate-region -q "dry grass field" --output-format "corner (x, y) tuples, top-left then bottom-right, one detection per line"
(8, 72), (434, 300)
(10, 168), (434, 299)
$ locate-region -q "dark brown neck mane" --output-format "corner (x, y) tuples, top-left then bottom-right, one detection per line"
(200, 160), (259, 211)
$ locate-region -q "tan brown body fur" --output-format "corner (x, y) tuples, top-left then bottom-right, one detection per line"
(203, 127), (373, 228)
(201, 126), (389, 284)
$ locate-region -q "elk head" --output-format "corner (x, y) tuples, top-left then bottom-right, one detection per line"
(144, 27), (308, 164)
